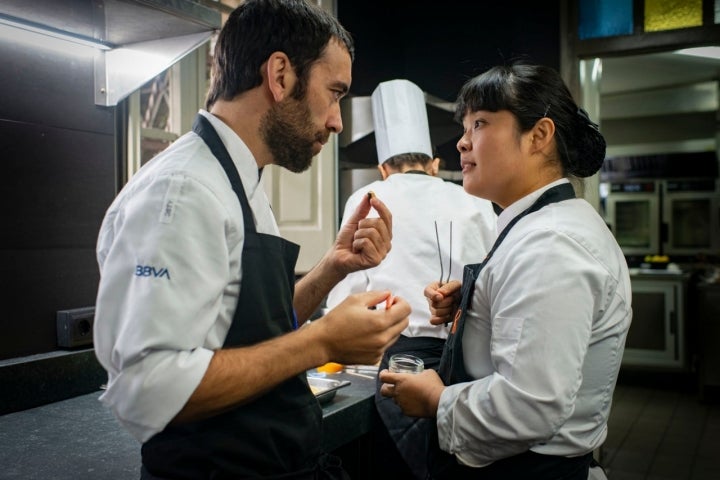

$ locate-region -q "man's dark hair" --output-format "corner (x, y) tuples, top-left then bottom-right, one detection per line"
(205, 0), (354, 109)
(382, 152), (433, 169)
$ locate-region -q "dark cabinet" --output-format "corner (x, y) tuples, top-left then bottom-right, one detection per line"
(696, 282), (720, 400)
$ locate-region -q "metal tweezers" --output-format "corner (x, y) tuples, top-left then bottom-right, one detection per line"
(434, 220), (452, 286)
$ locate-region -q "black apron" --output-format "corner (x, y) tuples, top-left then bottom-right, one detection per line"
(141, 114), (346, 480)
(371, 169), (447, 480)
(374, 335), (445, 480)
(427, 182), (593, 480)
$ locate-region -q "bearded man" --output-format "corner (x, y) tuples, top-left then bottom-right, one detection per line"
(93, 1), (410, 478)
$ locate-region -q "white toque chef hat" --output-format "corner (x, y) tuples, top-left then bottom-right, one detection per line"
(371, 79), (433, 165)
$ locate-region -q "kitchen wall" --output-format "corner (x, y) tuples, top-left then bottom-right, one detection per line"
(335, 0), (562, 204)
(0, 37), (118, 361)
(337, 1), (561, 101)
(598, 52), (720, 158)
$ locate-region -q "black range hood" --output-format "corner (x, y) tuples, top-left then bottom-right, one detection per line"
(0, 0), (221, 106)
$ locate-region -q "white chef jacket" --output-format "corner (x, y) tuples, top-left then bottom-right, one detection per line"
(326, 173), (497, 338)
(94, 110), (278, 443)
(436, 179), (632, 467)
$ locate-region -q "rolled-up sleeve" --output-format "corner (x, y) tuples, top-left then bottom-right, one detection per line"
(94, 171), (239, 442)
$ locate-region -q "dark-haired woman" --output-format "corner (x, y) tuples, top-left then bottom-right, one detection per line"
(379, 64), (631, 480)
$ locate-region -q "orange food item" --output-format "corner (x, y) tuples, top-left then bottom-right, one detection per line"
(317, 362), (344, 373)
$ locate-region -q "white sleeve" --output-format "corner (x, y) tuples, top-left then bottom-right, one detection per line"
(94, 173), (235, 442)
(326, 270), (369, 309)
(437, 228), (601, 466)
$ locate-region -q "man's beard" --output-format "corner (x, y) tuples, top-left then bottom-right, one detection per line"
(260, 95), (327, 173)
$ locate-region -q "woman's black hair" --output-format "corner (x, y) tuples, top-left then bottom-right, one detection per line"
(454, 63), (606, 178)
(205, 0), (354, 109)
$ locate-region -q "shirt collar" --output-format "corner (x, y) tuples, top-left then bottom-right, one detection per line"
(198, 109), (262, 193)
(496, 178), (571, 234)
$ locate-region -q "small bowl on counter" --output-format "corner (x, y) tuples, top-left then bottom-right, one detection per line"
(306, 376), (351, 405)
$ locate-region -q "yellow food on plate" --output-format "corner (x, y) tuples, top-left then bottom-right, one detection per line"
(317, 362), (344, 373)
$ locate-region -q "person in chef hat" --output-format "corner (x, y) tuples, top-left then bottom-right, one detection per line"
(327, 78), (498, 479)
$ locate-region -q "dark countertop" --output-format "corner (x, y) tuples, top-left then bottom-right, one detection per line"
(0, 371), (377, 480)
(316, 371), (378, 452)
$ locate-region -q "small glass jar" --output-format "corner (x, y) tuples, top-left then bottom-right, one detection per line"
(388, 354), (424, 374)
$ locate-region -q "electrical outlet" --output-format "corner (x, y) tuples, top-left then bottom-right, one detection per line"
(56, 306), (95, 348)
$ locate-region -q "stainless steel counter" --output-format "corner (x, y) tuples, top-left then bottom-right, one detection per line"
(628, 268), (690, 279)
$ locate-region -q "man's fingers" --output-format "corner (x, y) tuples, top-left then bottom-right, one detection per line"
(368, 196), (392, 236)
(344, 190), (373, 225)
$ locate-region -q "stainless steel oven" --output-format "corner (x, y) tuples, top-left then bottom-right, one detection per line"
(622, 272), (689, 369)
(662, 178), (720, 257)
(602, 180), (661, 256)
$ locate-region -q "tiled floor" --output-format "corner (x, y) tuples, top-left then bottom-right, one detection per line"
(600, 376), (720, 480)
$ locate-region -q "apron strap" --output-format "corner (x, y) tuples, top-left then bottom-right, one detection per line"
(192, 113), (257, 234)
(440, 181), (577, 384)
